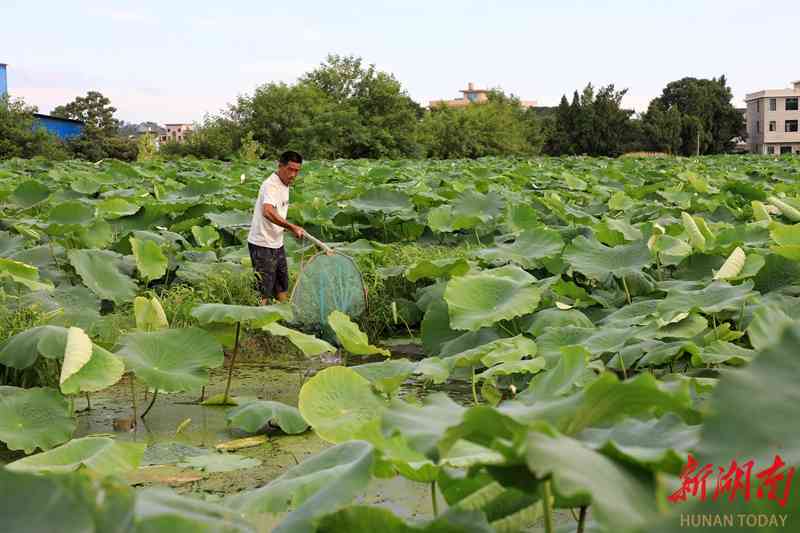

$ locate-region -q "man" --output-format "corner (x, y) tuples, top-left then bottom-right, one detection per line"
(247, 150), (305, 305)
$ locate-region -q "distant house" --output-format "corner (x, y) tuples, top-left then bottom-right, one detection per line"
(1, 63), (85, 140)
(429, 82), (537, 109)
(745, 80), (800, 155)
(162, 123), (193, 144)
(132, 124), (166, 148)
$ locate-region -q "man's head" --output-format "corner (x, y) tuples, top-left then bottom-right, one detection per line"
(276, 150), (303, 186)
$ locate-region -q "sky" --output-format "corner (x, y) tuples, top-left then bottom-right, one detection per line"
(2, 0), (799, 124)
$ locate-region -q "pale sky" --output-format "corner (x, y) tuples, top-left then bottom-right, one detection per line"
(2, 0), (798, 123)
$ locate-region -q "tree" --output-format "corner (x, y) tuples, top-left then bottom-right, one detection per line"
(300, 54), (422, 158)
(419, 91), (540, 159)
(649, 76), (744, 155)
(52, 91), (137, 161)
(161, 115), (237, 160)
(0, 95), (68, 160)
(641, 100), (683, 154)
(544, 83), (635, 156)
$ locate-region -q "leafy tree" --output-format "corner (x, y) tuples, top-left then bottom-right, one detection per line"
(300, 54), (422, 158)
(161, 115), (237, 160)
(641, 100), (683, 154)
(544, 84), (634, 156)
(0, 95), (68, 160)
(648, 76), (744, 155)
(419, 91), (540, 158)
(52, 91), (137, 161)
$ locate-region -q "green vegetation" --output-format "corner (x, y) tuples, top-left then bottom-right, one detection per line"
(1, 155), (799, 531)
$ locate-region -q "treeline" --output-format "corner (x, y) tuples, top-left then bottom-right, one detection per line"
(0, 55), (745, 161)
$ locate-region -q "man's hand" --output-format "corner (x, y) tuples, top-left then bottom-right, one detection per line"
(289, 224), (305, 239)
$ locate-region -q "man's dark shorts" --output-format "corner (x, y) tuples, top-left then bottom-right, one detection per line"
(248, 243), (289, 299)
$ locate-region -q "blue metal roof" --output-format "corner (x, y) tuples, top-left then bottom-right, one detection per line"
(33, 113), (85, 140)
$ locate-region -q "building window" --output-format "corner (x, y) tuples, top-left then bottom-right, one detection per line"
(781, 146), (793, 155)
(756, 100), (760, 112)
(786, 120), (799, 133)
(770, 98), (777, 111)
(787, 98), (799, 111)
(756, 121), (760, 133)
(769, 121), (777, 132)
(767, 146), (775, 154)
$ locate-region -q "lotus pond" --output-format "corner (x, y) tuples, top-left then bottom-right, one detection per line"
(1, 155), (799, 532)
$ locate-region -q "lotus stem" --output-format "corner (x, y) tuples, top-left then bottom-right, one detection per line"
(141, 388), (159, 419)
(577, 505), (588, 533)
(471, 366), (479, 405)
(431, 480), (439, 517)
(618, 353), (627, 380)
(85, 392), (92, 411)
(621, 276), (632, 305)
(131, 374), (138, 421)
(196, 386), (206, 403)
(543, 480), (555, 533)
(223, 321), (242, 404)
(712, 313), (718, 339)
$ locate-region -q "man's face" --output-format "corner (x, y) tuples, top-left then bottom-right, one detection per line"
(277, 161), (302, 186)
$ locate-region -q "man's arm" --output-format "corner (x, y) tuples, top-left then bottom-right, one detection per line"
(262, 203), (304, 239)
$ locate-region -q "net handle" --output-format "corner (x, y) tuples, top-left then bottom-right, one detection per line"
(303, 232), (334, 255)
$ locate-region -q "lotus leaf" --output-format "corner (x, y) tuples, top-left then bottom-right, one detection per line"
(0, 386), (76, 453)
(226, 400), (309, 434)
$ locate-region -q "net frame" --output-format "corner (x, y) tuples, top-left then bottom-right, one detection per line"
(289, 248), (369, 334)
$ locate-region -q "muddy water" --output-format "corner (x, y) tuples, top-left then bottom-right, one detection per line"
(61, 349), (573, 529)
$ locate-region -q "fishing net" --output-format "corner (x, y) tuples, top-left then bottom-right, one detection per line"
(290, 251), (367, 342)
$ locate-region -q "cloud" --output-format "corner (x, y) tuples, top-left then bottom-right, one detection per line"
(108, 10), (154, 23)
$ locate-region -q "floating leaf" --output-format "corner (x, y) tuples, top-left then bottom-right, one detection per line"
(226, 400), (309, 434)
(179, 453), (262, 473)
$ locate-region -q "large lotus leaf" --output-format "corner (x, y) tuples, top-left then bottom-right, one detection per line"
(135, 488), (255, 532)
(577, 414), (701, 473)
(0, 257), (54, 291)
(656, 280), (756, 322)
(562, 236), (652, 280)
(349, 189), (413, 215)
(228, 441), (373, 533)
(477, 358), (545, 383)
(67, 249), (137, 304)
(414, 357), (452, 384)
(179, 453), (262, 473)
(652, 234), (693, 266)
(47, 201), (95, 225)
(594, 218), (643, 245)
(59, 326), (92, 387)
(71, 176), (101, 195)
(61, 343), (125, 396)
(317, 505), (493, 533)
(474, 228), (564, 268)
(298, 366), (387, 443)
(328, 310), (389, 356)
(191, 225), (220, 247)
(11, 180), (50, 207)
(516, 346), (588, 404)
(115, 327), (224, 392)
(130, 237), (168, 281)
(445, 335), (538, 369)
(598, 299), (659, 327)
(525, 308), (595, 336)
(439, 328), (505, 358)
(134, 295), (170, 332)
(452, 190), (504, 223)
(754, 252), (800, 293)
(96, 197), (140, 219)
(405, 257), (470, 282)
(506, 203), (540, 232)
(535, 325), (645, 365)
(690, 340), (754, 366)
(381, 393), (467, 459)
(525, 428), (659, 531)
(205, 211), (251, 228)
(654, 313), (708, 339)
(420, 300), (462, 355)
(444, 268), (541, 331)
(351, 359), (416, 397)
(500, 372), (698, 436)
(75, 219), (114, 249)
(0, 325), (68, 369)
(226, 400), (309, 434)
(5, 436), (145, 475)
(746, 297), (800, 350)
(191, 302), (293, 326)
(0, 387), (76, 453)
(263, 322), (335, 357)
(0, 470), (95, 533)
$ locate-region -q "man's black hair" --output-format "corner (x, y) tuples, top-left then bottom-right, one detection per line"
(278, 150), (303, 165)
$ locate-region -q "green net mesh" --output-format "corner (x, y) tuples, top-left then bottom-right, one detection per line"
(290, 252), (367, 342)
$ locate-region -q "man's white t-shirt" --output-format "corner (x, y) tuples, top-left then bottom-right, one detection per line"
(247, 173), (289, 249)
